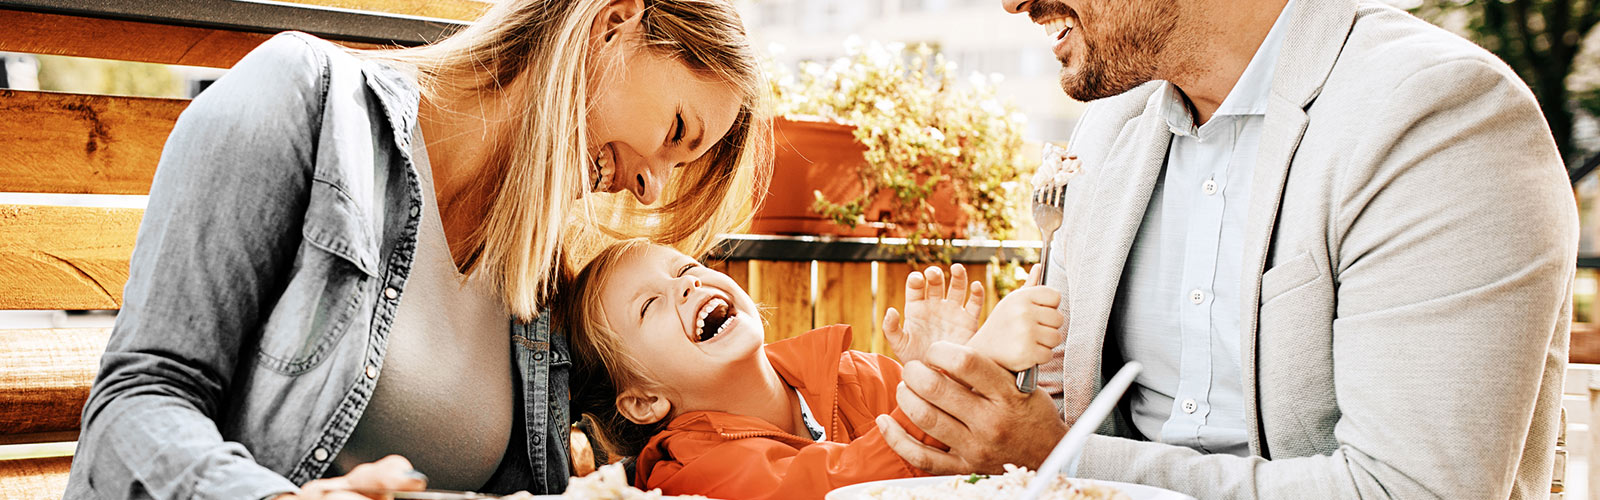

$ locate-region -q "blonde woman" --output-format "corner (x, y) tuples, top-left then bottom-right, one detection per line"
(64, 0), (767, 498)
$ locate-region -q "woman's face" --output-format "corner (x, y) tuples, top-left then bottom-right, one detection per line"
(597, 244), (764, 403)
(586, 32), (742, 205)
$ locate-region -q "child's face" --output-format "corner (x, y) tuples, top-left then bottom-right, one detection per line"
(598, 244), (764, 398)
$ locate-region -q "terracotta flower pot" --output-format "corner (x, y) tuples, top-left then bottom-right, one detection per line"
(751, 116), (969, 238)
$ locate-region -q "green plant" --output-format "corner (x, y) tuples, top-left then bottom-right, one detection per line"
(767, 39), (1033, 261)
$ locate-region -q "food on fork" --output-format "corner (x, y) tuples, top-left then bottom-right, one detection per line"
(859, 465), (1128, 500)
(1032, 142), (1081, 189)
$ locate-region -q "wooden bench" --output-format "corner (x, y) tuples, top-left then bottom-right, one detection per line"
(0, 1), (483, 496)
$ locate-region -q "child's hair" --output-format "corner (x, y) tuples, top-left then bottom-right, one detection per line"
(560, 238), (670, 458)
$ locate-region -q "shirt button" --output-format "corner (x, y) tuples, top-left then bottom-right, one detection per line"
(365, 364), (378, 379)
(1189, 289), (1205, 304)
(1203, 179), (1218, 195)
(384, 287), (399, 300)
(1182, 399), (1198, 414)
(313, 447), (329, 461)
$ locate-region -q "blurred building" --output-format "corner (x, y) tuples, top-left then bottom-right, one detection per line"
(735, 0), (1085, 143)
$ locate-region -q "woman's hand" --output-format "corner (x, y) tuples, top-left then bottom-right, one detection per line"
(275, 455), (428, 500)
(881, 264), (986, 364)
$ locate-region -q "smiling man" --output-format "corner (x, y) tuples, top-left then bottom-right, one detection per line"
(874, 0), (1579, 498)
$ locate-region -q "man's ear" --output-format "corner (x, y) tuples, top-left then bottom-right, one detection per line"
(616, 387), (671, 425)
(590, 0), (646, 45)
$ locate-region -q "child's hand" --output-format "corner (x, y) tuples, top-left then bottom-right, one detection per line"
(882, 264), (985, 364)
(969, 278), (1064, 372)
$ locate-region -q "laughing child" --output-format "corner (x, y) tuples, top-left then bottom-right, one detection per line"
(557, 239), (1064, 500)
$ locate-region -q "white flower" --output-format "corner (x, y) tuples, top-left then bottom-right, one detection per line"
(867, 47), (892, 67)
(843, 35), (864, 55)
(980, 99), (1004, 116)
(968, 71), (988, 87)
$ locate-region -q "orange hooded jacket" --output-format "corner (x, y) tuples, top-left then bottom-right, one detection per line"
(634, 325), (945, 500)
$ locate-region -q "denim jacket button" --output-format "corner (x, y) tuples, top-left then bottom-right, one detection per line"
(365, 364), (378, 379)
(384, 287), (399, 300)
(410, 205), (421, 217)
(313, 447), (329, 461)
(533, 351), (545, 362)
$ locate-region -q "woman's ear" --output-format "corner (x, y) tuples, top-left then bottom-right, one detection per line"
(616, 387), (671, 425)
(591, 0), (646, 46)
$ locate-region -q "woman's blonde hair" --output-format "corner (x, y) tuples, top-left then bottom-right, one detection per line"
(367, 0), (769, 322)
(558, 238), (669, 458)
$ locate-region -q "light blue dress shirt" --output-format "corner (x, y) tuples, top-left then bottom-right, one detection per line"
(1112, 1), (1296, 457)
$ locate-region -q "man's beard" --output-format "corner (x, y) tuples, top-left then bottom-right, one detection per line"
(1057, 4), (1177, 101)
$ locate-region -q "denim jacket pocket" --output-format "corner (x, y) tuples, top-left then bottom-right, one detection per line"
(255, 179), (380, 375)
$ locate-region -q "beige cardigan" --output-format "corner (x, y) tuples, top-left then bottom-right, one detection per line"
(1040, 1), (1578, 498)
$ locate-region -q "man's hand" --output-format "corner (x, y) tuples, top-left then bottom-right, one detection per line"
(876, 341), (1067, 475)
(275, 455), (427, 500)
(882, 264), (986, 364)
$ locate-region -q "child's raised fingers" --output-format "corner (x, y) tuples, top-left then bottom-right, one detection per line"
(883, 307), (904, 339)
(949, 264), (969, 305)
(965, 281), (985, 318)
(923, 266), (947, 301)
(905, 271), (927, 302)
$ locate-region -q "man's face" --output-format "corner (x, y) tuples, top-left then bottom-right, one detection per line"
(1001, 0), (1180, 101)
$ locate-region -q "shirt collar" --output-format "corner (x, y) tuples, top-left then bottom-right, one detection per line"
(1158, 0), (1298, 135)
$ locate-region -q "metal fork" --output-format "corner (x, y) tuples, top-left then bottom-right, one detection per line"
(1019, 183), (1067, 393)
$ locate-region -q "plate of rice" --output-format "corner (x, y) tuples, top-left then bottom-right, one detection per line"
(825, 465), (1193, 500)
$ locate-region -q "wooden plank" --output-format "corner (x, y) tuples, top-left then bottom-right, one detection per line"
(1575, 323), (1600, 364)
(0, 0), (465, 48)
(724, 260), (750, 295)
(0, 328), (111, 440)
(0, 205), (141, 310)
(279, 0), (492, 21)
(747, 260), (812, 344)
(0, 456), (73, 500)
(0, 432), (78, 447)
(815, 261), (875, 353)
(0, 10), (275, 68)
(0, 90), (186, 195)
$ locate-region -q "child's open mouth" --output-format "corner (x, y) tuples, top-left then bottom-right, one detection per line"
(694, 297), (735, 343)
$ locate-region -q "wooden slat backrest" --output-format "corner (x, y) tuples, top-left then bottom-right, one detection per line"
(0, 205), (142, 311)
(0, 10), (278, 69)
(0, 90), (185, 196)
(0, 456), (72, 499)
(0, 328), (111, 443)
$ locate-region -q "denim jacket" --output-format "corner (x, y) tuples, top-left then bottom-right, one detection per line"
(65, 33), (572, 500)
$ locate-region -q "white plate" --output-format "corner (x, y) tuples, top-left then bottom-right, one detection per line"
(825, 475), (1195, 500)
